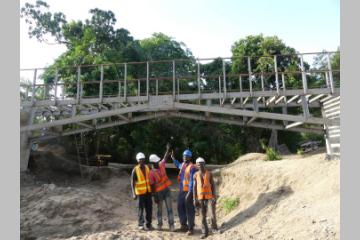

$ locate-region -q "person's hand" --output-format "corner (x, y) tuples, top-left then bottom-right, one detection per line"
(170, 150), (175, 160)
(211, 197), (216, 205)
(186, 192), (191, 202)
(166, 142), (171, 151)
(154, 195), (159, 204)
(194, 199), (199, 207)
(133, 194), (137, 200)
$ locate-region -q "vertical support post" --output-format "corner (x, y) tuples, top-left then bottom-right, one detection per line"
(239, 75), (243, 105)
(281, 73), (286, 95)
(261, 72), (265, 104)
(146, 62), (149, 99)
(218, 76), (222, 106)
(326, 52), (334, 94)
(197, 60), (201, 104)
(118, 81), (122, 98)
(137, 79), (140, 104)
(300, 54), (308, 94)
(124, 63), (127, 101)
(274, 55), (280, 95)
(321, 106), (333, 158)
(177, 77), (180, 102)
(99, 65), (104, 102)
(282, 106), (288, 126)
(76, 66), (81, 104)
(222, 59), (227, 103)
(172, 60), (176, 101)
(54, 68), (58, 103)
(301, 95), (310, 118)
(248, 56), (253, 96)
(137, 79), (140, 97)
(156, 79), (159, 96)
(205, 99), (212, 117)
(31, 69), (37, 105)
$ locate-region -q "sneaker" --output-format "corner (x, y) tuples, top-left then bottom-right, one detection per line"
(169, 225), (175, 232)
(186, 229), (194, 236)
(138, 226), (144, 230)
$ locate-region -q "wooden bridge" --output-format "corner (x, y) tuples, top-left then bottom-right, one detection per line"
(20, 51), (340, 171)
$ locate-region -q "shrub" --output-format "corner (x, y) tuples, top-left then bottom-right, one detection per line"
(221, 197), (240, 214)
(297, 149), (304, 155)
(266, 147), (282, 161)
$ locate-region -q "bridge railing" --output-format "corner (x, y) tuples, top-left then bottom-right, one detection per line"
(20, 51), (339, 105)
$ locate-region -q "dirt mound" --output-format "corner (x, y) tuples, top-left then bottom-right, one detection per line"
(20, 176), (132, 240)
(214, 152), (339, 240)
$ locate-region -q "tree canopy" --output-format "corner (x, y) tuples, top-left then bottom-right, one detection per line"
(21, 1), (339, 164)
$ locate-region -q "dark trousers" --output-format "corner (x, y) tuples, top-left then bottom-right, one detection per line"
(200, 199), (218, 235)
(137, 193), (152, 227)
(177, 190), (195, 230)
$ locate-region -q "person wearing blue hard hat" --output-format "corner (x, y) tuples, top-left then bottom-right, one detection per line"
(171, 148), (198, 235)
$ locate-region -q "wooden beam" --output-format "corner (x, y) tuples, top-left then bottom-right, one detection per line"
(287, 95), (299, 104)
(174, 102), (325, 125)
(21, 104), (149, 132)
(76, 122), (94, 129)
(308, 94), (325, 103)
(285, 121), (304, 129)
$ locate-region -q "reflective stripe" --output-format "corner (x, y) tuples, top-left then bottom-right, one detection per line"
(196, 170), (214, 200)
(182, 163), (194, 192)
(152, 165), (172, 192)
(135, 165), (152, 195)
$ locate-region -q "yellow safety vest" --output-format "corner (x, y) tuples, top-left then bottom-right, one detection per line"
(134, 165), (152, 195)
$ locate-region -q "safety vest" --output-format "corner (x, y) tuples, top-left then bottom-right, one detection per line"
(134, 165), (152, 195)
(195, 170), (214, 200)
(181, 162), (194, 192)
(152, 164), (172, 192)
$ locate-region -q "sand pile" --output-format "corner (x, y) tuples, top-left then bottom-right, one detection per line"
(214, 152), (340, 240)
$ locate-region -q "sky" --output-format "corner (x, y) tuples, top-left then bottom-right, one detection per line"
(20, 0), (340, 69)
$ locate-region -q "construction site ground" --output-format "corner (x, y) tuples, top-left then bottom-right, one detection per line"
(20, 146), (339, 240)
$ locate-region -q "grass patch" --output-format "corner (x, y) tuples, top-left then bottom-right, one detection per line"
(221, 197), (240, 214)
(266, 147), (282, 161)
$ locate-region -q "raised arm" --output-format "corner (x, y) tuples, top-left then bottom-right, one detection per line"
(171, 150), (182, 169)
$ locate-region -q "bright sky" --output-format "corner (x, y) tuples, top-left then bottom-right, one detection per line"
(20, 0), (340, 69)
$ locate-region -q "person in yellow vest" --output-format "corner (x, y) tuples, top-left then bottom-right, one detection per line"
(148, 145), (175, 231)
(193, 157), (218, 239)
(130, 152), (154, 231)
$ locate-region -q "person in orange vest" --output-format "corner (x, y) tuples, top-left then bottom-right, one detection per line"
(193, 157), (218, 239)
(130, 152), (154, 231)
(148, 145), (175, 231)
(171, 149), (198, 235)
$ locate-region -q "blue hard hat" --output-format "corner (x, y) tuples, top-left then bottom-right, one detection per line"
(183, 149), (192, 157)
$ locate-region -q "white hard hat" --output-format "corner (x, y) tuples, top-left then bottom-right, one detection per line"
(136, 152), (146, 162)
(196, 157), (205, 164)
(149, 154), (161, 163)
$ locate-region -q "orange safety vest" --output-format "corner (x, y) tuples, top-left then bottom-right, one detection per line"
(134, 165), (152, 196)
(152, 164), (172, 192)
(195, 170), (214, 200)
(182, 162), (194, 192)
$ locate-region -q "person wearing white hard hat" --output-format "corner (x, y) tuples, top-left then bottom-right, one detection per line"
(130, 152), (154, 231)
(148, 144), (175, 231)
(193, 157), (218, 239)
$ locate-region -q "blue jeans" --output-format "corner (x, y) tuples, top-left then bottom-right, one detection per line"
(155, 188), (174, 227)
(177, 190), (195, 230)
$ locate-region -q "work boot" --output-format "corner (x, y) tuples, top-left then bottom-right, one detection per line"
(169, 225), (175, 232)
(145, 225), (154, 231)
(176, 225), (188, 232)
(186, 229), (194, 236)
(200, 233), (208, 239)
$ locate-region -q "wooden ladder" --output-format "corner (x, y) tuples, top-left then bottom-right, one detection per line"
(74, 133), (89, 177)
